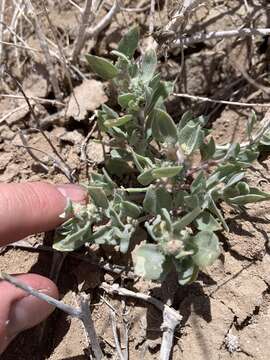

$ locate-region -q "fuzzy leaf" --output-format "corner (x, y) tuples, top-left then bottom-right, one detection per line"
(143, 186), (172, 214)
(104, 115), (133, 128)
(85, 54), (118, 80)
(118, 26), (140, 58)
(143, 186), (157, 213)
(178, 111), (193, 130)
(141, 49), (157, 83)
(137, 169), (154, 185)
(151, 108), (178, 144)
(200, 137), (216, 160)
(191, 171), (206, 193)
(178, 121), (204, 155)
(88, 186), (109, 208)
(260, 131), (270, 146)
(133, 243), (166, 280)
(131, 150), (154, 172)
(145, 82), (169, 115)
(174, 206), (202, 231)
(204, 191), (229, 232)
(237, 149), (259, 164)
(54, 221), (91, 251)
(192, 231), (220, 267)
(228, 187), (270, 205)
(152, 166), (182, 179)
(174, 257), (199, 285)
(88, 225), (117, 245)
(121, 200), (142, 218)
(118, 93), (136, 108)
(247, 110), (257, 140)
(194, 211), (221, 232)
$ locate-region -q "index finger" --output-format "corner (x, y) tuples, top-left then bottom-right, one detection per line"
(0, 182), (87, 246)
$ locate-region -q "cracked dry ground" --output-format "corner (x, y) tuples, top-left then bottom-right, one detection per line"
(0, 106), (270, 360)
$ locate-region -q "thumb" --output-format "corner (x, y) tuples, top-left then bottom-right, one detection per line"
(0, 274), (59, 354)
(0, 182), (87, 246)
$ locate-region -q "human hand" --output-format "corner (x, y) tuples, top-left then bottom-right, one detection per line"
(0, 182), (87, 354)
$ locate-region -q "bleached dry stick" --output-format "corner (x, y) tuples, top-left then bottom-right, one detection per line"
(149, 0), (155, 34)
(0, 273), (104, 360)
(0, 0), (6, 62)
(72, 0), (93, 61)
(173, 93), (270, 108)
(166, 0), (204, 32)
(0, 104), (28, 124)
(0, 39), (40, 52)
(1, 272), (81, 316)
(172, 28), (270, 47)
(101, 283), (182, 360)
(0, 93), (65, 106)
(86, 0), (120, 39)
(110, 309), (125, 360)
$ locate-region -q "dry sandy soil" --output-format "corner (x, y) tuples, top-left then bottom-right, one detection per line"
(1, 0), (270, 359)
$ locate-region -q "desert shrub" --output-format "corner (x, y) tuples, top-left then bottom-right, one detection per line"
(53, 27), (270, 285)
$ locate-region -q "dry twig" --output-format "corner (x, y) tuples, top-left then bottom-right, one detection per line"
(172, 27), (270, 47)
(110, 309), (125, 360)
(166, 0), (204, 32)
(0, 0), (6, 62)
(172, 92), (270, 108)
(86, 0), (120, 39)
(101, 283), (182, 360)
(72, 0), (94, 61)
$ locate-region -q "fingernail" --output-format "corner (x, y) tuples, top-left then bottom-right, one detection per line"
(6, 289), (54, 339)
(56, 184), (88, 203)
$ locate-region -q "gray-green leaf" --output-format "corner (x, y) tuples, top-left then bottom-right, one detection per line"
(178, 121), (204, 155)
(141, 49), (157, 83)
(133, 243), (166, 280)
(194, 211), (221, 231)
(192, 231), (220, 267)
(88, 186), (109, 208)
(118, 26), (140, 58)
(85, 54), (118, 80)
(151, 108), (178, 144)
(104, 115), (133, 128)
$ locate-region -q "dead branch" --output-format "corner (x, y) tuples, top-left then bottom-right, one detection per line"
(0, 93), (65, 106)
(172, 93), (270, 108)
(72, 0), (94, 61)
(0, 0), (6, 62)
(78, 293), (104, 360)
(86, 0), (120, 39)
(110, 309), (125, 360)
(101, 283), (182, 360)
(0, 103), (28, 124)
(1, 272), (81, 316)
(166, 0), (204, 32)
(149, 0), (155, 34)
(18, 131), (49, 172)
(80, 113), (97, 162)
(0, 273), (103, 360)
(171, 27), (270, 47)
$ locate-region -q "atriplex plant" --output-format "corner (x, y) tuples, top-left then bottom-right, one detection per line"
(54, 27), (270, 285)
